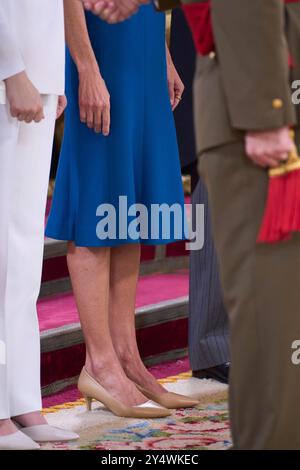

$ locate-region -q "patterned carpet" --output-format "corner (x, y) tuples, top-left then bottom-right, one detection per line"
(41, 372), (231, 451)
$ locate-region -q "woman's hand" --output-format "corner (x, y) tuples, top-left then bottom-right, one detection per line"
(56, 95), (67, 119)
(78, 68), (111, 135)
(5, 71), (44, 123)
(82, 0), (148, 23)
(166, 47), (184, 111)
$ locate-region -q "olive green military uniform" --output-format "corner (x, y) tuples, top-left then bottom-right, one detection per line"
(158, 0), (300, 450)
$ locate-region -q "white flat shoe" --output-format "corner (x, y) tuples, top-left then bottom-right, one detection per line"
(0, 431), (40, 450)
(21, 425), (79, 443)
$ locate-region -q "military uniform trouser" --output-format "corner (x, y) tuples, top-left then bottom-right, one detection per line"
(200, 137), (300, 450)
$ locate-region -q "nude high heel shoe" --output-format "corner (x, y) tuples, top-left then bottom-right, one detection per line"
(78, 368), (171, 419)
(136, 384), (200, 409)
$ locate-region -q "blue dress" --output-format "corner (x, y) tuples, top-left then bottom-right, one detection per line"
(46, 6), (186, 247)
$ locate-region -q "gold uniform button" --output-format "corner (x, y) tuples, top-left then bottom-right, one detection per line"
(272, 98), (283, 109)
(209, 51), (216, 60)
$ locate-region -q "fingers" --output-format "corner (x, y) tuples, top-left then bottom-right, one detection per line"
(82, 1), (93, 10)
(11, 105), (44, 123)
(80, 105), (87, 125)
(105, 8), (124, 24)
(245, 127), (294, 169)
(83, 0), (139, 23)
(249, 154), (285, 169)
(24, 112), (36, 123)
(94, 101), (110, 135)
(247, 150), (288, 168)
(168, 79), (175, 110)
(102, 102), (110, 136)
(172, 78), (185, 111)
(56, 95), (67, 120)
(5, 72), (45, 124)
(34, 108), (45, 123)
(85, 0), (118, 21)
(94, 106), (102, 134)
(79, 102), (94, 129)
(16, 112), (31, 122)
(80, 102), (110, 136)
(173, 93), (182, 110)
(265, 154), (287, 168)
(276, 152), (289, 162)
(86, 107), (94, 129)
(101, 2), (124, 24)
(172, 89), (184, 111)
(79, 73), (110, 135)
(84, 0), (107, 13)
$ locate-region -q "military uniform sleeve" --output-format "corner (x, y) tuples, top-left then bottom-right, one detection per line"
(0, 2), (25, 81)
(211, 0), (296, 131)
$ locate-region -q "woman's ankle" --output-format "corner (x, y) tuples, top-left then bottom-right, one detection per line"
(0, 419), (17, 436)
(115, 347), (142, 370)
(115, 351), (166, 394)
(13, 411), (47, 428)
(85, 352), (122, 378)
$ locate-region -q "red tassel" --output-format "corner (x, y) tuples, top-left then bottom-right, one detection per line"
(257, 174), (292, 243)
(257, 135), (300, 244)
(282, 169), (300, 234)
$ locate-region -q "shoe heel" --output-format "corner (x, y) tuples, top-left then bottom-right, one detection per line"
(84, 396), (93, 411)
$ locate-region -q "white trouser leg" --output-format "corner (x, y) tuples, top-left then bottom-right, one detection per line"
(0, 95), (58, 419)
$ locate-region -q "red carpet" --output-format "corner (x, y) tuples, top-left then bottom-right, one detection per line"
(38, 270), (188, 332)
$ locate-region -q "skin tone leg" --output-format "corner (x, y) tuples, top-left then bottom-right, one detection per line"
(0, 412), (47, 434)
(13, 412), (47, 428)
(0, 420), (18, 436)
(67, 242), (147, 406)
(109, 244), (166, 395)
(0, 414), (46, 435)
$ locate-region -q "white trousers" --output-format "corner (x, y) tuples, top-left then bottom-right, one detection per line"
(0, 95), (57, 419)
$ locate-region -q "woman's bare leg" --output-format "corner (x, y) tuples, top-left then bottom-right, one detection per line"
(67, 242), (146, 406)
(109, 244), (166, 395)
(13, 412), (46, 427)
(0, 420), (18, 436)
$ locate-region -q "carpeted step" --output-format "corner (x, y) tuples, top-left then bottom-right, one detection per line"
(39, 270), (189, 396)
(41, 238), (189, 298)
